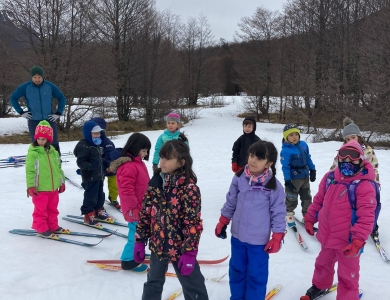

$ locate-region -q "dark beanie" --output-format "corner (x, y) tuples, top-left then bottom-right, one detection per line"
(30, 66), (44, 77)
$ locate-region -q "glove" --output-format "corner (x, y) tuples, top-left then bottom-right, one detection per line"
(304, 217), (315, 236)
(285, 180), (296, 191)
(264, 232), (285, 254)
(20, 111), (32, 120)
(178, 250), (197, 276)
(58, 183), (66, 193)
(48, 113), (61, 122)
(232, 162), (238, 172)
(342, 239), (366, 257)
(215, 215), (230, 239)
(133, 242), (146, 263)
(76, 169), (81, 175)
(310, 170), (316, 182)
(127, 208), (140, 222)
(91, 159), (100, 170)
(27, 187), (39, 197)
(152, 164), (158, 172)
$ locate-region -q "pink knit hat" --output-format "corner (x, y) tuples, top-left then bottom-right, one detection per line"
(34, 120), (53, 142)
(166, 112), (180, 123)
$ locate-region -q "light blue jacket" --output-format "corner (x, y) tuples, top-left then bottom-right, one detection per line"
(280, 140), (315, 180)
(221, 173), (286, 245)
(10, 80), (66, 120)
(152, 129), (189, 165)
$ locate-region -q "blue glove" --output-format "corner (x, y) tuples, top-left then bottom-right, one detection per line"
(285, 180), (296, 191)
(76, 169), (81, 175)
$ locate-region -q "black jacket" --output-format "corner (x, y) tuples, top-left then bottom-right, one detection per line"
(232, 133), (261, 167)
(74, 139), (104, 182)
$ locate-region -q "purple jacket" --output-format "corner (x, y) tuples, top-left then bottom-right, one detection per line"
(221, 172), (286, 245)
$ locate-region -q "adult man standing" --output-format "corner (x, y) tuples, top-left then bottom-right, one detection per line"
(10, 66), (66, 155)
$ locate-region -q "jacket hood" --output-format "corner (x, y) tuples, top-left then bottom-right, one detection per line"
(110, 157), (132, 173)
(90, 117), (107, 137)
(243, 116), (256, 132)
(82, 121), (99, 145)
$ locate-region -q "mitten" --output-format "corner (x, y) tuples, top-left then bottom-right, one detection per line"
(215, 215), (230, 239)
(342, 239), (366, 257)
(58, 183), (66, 194)
(304, 217), (315, 236)
(178, 250), (197, 276)
(310, 170), (316, 182)
(27, 187), (39, 197)
(231, 162), (238, 172)
(20, 111), (32, 120)
(134, 242), (146, 263)
(264, 232), (285, 253)
(285, 180), (296, 191)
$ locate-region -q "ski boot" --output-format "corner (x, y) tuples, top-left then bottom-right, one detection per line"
(109, 197), (121, 210)
(370, 224), (379, 239)
(286, 212), (296, 228)
(84, 211), (98, 225)
(95, 207), (115, 223)
(36, 230), (59, 239)
(300, 284), (323, 300)
(53, 227), (71, 234)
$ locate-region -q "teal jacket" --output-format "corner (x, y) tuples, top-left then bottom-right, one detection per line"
(152, 129), (189, 165)
(25, 144), (65, 191)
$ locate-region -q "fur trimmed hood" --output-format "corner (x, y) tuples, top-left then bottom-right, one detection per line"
(110, 157), (132, 173)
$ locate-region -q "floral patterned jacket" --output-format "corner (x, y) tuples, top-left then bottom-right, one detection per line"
(136, 172), (203, 261)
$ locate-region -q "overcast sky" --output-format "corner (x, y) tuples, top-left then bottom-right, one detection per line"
(154, 0), (288, 42)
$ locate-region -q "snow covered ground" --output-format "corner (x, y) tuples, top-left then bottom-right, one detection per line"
(0, 96), (388, 299)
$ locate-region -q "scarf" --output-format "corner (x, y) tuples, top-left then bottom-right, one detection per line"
(244, 165), (270, 186)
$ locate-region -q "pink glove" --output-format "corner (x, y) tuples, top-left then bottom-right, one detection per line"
(304, 217), (315, 236)
(178, 250), (198, 276)
(215, 215), (230, 239)
(134, 242), (146, 263)
(27, 187), (39, 197)
(342, 239), (366, 257)
(58, 183), (66, 194)
(264, 232), (285, 254)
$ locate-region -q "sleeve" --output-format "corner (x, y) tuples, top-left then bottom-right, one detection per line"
(116, 165), (139, 219)
(306, 144), (315, 170)
(181, 183), (203, 253)
(270, 182), (287, 233)
(351, 181), (376, 241)
(231, 137), (241, 163)
(305, 173), (329, 224)
(329, 156), (338, 171)
(74, 143), (96, 171)
(365, 147), (380, 184)
(280, 148), (291, 180)
(152, 135), (164, 165)
(25, 150), (37, 188)
(56, 151), (66, 183)
(9, 83), (28, 114)
(48, 82), (66, 114)
(136, 186), (154, 243)
(220, 176), (239, 219)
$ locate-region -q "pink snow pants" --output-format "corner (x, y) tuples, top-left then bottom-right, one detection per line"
(312, 246), (360, 300)
(31, 191), (60, 233)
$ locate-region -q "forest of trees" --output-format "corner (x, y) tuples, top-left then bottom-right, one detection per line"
(0, 0), (389, 135)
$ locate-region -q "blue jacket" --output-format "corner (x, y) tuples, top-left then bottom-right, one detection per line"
(152, 129), (189, 165)
(280, 140), (315, 180)
(221, 173), (286, 245)
(10, 80), (66, 120)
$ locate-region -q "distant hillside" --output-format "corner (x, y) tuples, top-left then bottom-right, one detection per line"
(0, 10), (31, 51)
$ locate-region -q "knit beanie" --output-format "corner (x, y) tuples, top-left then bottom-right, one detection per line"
(283, 124), (300, 141)
(34, 120), (53, 142)
(30, 66), (44, 77)
(166, 112), (180, 123)
(243, 116), (256, 131)
(342, 117), (361, 138)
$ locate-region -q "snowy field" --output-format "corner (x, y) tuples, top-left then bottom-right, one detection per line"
(0, 96), (388, 299)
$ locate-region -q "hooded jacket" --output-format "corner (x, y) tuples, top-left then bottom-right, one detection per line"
(73, 121), (104, 182)
(152, 129), (189, 165)
(305, 160), (376, 249)
(280, 140), (315, 180)
(232, 117), (261, 167)
(110, 155), (150, 222)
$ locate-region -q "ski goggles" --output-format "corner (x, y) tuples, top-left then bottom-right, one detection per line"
(337, 148), (362, 160)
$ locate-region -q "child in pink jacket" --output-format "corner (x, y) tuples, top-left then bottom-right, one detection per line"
(109, 133), (151, 271)
(301, 140), (376, 300)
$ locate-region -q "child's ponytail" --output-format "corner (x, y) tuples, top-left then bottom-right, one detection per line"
(178, 132), (188, 143)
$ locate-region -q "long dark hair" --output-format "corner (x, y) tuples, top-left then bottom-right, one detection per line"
(121, 133), (151, 160)
(236, 140), (278, 189)
(157, 139), (196, 184)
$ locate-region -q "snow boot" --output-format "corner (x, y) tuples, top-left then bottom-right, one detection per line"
(109, 197), (121, 210)
(84, 211), (98, 225)
(286, 211), (296, 228)
(300, 284), (323, 300)
(37, 230), (58, 239)
(121, 260), (141, 270)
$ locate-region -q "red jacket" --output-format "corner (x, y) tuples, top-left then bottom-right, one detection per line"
(110, 156), (150, 222)
(306, 160), (376, 250)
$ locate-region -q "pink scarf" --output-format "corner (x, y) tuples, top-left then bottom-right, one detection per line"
(244, 165), (270, 186)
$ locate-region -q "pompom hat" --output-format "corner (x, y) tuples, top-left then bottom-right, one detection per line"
(166, 112), (180, 123)
(34, 120), (53, 142)
(30, 66), (44, 77)
(342, 117), (362, 139)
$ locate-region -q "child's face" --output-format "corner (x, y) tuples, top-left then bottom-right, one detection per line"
(243, 123), (254, 134)
(167, 121), (179, 133)
(247, 153), (273, 176)
(345, 135), (359, 143)
(159, 156), (183, 174)
(138, 149), (149, 159)
(37, 137), (48, 146)
(287, 132), (299, 144)
(91, 132), (100, 138)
